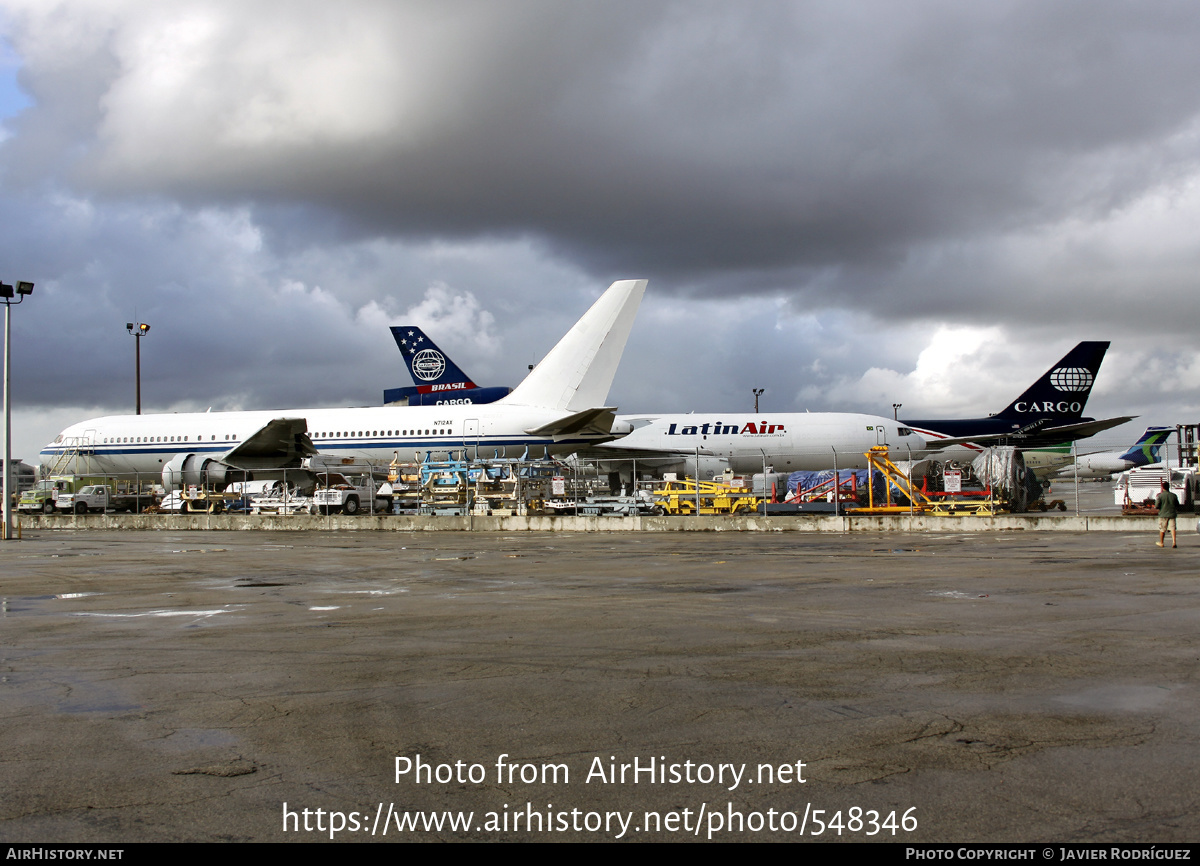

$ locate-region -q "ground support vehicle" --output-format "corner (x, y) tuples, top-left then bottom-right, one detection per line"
(178, 487), (245, 514)
(419, 459), (469, 511)
(379, 455), (424, 513)
(468, 457), (567, 515)
(151, 492), (184, 513)
(242, 481), (311, 514)
(653, 478), (761, 515)
(56, 485), (110, 514)
(311, 472), (385, 515)
(253, 494), (313, 515)
(407, 453), (566, 515)
(55, 484), (158, 514)
(849, 447), (1004, 516)
(1115, 467), (1197, 514)
(542, 490), (661, 516)
(19, 476), (104, 514)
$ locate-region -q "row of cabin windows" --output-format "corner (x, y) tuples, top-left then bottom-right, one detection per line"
(104, 435), (237, 444)
(312, 429), (452, 438)
(104, 430), (455, 444)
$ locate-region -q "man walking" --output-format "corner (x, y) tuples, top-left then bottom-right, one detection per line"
(1156, 481), (1179, 548)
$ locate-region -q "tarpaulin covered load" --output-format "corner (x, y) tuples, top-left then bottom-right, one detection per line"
(787, 469), (888, 503)
(970, 446), (1040, 512)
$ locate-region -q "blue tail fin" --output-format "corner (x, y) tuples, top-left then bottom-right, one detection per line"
(384, 326), (512, 405)
(994, 341), (1109, 422)
(1117, 426), (1173, 466)
(391, 327), (475, 389)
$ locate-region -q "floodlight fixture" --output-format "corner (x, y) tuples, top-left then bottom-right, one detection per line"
(16, 282), (33, 295)
(127, 320), (152, 414)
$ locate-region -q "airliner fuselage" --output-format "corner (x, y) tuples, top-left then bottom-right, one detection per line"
(40, 403), (592, 478)
(598, 413), (926, 473)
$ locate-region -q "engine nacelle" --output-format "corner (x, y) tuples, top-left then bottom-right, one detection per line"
(162, 453), (238, 490)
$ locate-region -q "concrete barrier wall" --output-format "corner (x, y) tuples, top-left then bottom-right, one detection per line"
(14, 512), (1162, 532)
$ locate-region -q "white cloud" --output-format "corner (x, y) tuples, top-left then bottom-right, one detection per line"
(400, 283), (499, 355)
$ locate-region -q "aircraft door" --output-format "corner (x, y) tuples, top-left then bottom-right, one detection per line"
(81, 429), (98, 474)
(464, 419), (479, 460)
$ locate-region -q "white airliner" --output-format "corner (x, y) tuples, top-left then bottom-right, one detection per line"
(40, 280), (647, 487)
(595, 413), (926, 476)
(1046, 426), (1173, 480)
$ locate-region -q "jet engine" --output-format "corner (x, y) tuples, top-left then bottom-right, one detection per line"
(162, 453), (238, 490)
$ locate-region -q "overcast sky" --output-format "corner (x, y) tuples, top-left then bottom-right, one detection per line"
(3, 0), (1200, 463)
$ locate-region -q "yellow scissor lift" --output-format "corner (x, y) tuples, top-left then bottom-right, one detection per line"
(653, 477), (762, 515)
(854, 446), (1004, 517)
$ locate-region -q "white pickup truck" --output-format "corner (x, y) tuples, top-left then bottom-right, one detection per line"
(311, 472), (385, 515)
(55, 484), (156, 514)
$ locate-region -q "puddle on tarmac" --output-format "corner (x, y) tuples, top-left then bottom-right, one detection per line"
(71, 608), (240, 619)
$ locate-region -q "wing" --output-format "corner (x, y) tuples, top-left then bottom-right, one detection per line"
(221, 417), (319, 469)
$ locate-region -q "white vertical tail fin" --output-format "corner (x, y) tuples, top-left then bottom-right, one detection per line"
(503, 279), (647, 411)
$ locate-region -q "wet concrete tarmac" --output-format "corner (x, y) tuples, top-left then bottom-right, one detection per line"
(1, 528), (1197, 842)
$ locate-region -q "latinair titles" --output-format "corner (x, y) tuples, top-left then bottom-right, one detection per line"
(666, 421), (786, 436)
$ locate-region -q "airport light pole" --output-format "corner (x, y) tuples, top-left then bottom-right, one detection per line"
(893, 403), (902, 420)
(753, 388), (764, 413)
(126, 321), (150, 414)
(3, 280), (35, 542)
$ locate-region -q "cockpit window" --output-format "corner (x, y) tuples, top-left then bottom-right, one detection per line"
(897, 427), (914, 437)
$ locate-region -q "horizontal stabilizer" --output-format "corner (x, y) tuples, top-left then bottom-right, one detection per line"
(222, 417), (319, 468)
(923, 415), (1136, 450)
(1049, 416), (1138, 440)
(525, 408), (619, 440)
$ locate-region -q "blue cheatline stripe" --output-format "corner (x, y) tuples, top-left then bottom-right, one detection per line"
(39, 436), (600, 461)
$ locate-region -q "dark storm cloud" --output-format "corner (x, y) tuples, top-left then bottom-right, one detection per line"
(8, 1), (1200, 299)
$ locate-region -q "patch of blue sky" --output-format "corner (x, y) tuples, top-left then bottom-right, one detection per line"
(0, 37), (31, 122)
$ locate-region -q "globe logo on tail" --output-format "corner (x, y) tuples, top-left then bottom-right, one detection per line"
(412, 349), (447, 381)
(1050, 367), (1093, 392)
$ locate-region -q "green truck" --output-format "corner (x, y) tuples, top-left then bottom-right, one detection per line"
(18, 476), (107, 514)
